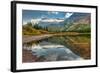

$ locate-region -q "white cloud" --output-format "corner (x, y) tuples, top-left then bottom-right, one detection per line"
(41, 19), (64, 23)
(48, 11), (59, 15)
(52, 12), (59, 14)
(23, 21), (27, 25)
(23, 20), (30, 25)
(65, 13), (73, 18)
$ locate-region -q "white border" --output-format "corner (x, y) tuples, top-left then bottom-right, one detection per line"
(16, 4), (96, 70)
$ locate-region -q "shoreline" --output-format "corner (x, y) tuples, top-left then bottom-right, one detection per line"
(23, 32), (90, 43)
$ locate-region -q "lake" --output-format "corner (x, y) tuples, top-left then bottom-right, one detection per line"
(23, 35), (91, 62)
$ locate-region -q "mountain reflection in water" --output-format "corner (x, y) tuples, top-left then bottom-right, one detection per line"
(23, 35), (90, 62)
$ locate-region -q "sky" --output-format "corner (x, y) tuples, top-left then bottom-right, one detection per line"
(22, 10), (73, 24)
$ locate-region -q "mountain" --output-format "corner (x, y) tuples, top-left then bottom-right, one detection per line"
(66, 24), (90, 32)
(65, 13), (91, 32)
(31, 18), (66, 32)
(65, 13), (90, 24)
(30, 13), (91, 32)
(73, 14), (91, 24)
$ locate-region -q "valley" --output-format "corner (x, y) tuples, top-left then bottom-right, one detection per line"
(22, 11), (91, 62)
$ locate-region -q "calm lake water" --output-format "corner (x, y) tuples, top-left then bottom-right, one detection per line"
(23, 35), (90, 62)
